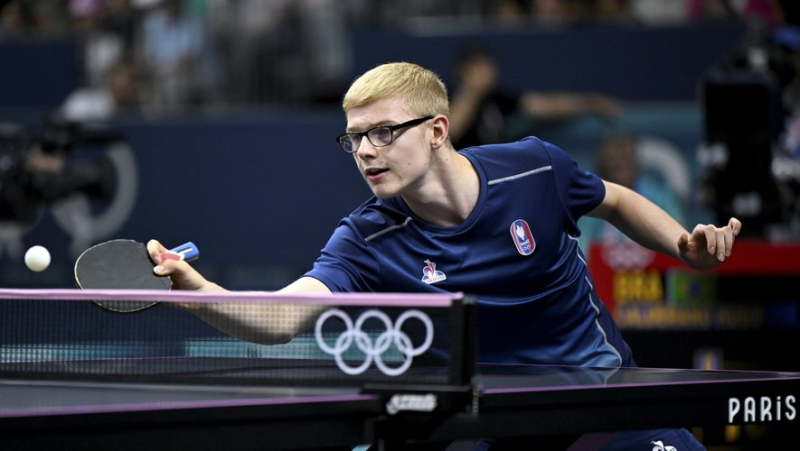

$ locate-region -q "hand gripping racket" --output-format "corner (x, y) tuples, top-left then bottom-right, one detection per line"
(74, 240), (199, 313)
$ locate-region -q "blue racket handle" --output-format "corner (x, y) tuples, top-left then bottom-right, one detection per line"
(165, 241), (200, 262)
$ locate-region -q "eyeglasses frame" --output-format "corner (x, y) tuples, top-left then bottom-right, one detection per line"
(335, 116), (435, 153)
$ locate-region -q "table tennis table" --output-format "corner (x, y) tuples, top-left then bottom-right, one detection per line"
(1, 358), (798, 450)
(0, 289), (798, 449)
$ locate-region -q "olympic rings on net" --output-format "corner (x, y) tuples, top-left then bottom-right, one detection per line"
(314, 308), (434, 377)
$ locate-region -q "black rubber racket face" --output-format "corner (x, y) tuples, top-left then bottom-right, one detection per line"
(74, 239), (171, 313)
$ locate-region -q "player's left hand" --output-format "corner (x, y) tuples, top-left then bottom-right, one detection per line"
(677, 218), (742, 270)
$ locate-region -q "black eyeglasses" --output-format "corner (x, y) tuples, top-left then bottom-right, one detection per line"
(336, 116), (434, 153)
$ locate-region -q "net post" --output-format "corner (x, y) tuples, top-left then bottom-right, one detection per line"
(448, 294), (477, 387)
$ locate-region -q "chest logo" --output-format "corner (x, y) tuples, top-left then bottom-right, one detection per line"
(510, 219), (536, 256)
(421, 259), (447, 284)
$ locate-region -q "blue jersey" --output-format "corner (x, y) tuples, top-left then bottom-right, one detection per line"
(306, 137), (633, 368)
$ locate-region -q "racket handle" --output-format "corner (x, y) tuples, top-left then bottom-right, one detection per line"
(161, 241), (200, 262)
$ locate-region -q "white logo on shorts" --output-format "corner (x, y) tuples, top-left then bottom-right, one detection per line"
(651, 440), (677, 451)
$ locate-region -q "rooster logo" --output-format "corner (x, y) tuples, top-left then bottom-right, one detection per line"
(421, 259), (447, 284)
(651, 441), (677, 451)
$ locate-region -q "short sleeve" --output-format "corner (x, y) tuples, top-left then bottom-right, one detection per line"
(304, 220), (380, 293)
(543, 141), (606, 232)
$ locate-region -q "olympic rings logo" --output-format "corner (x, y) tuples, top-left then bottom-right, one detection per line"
(314, 308), (434, 377)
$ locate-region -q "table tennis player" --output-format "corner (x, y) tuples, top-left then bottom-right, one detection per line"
(148, 62), (740, 450)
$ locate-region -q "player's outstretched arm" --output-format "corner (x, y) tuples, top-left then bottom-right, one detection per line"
(187, 277), (331, 345)
(588, 182), (742, 270)
(147, 240), (330, 344)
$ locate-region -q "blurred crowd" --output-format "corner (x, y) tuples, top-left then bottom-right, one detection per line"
(1, 0), (799, 116)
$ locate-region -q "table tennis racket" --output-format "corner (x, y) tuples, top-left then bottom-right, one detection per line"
(74, 239), (199, 313)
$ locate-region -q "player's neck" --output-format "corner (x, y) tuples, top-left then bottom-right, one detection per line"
(401, 151), (479, 227)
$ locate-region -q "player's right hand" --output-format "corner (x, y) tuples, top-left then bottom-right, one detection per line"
(147, 239), (220, 293)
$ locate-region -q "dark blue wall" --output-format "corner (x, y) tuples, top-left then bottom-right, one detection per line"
(116, 111), (371, 286)
(350, 22), (745, 100)
(0, 39), (81, 108)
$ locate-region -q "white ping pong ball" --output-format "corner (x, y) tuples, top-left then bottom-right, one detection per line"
(24, 245), (51, 272)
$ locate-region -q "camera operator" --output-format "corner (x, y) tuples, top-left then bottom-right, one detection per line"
(0, 117), (114, 226)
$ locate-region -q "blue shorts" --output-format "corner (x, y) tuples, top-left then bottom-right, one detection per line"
(458, 428), (704, 450)
(573, 428), (705, 450)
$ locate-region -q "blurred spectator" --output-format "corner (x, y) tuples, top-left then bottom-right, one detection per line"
(581, 132), (687, 246)
(485, 0), (637, 26)
(494, 0), (636, 26)
(0, 0), (33, 38)
(529, 0), (590, 26)
(687, 0), (784, 28)
(486, 0), (529, 25)
(300, 0), (354, 104)
(687, 0), (737, 22)
(206, 0), (352, 105)
(6, 0), (789, 114)
(629, 0), (690, 26)
(373, 0), (477, 27)
(69, 0), (132, 89)
(265, 0), (352, 104)
(52, 1), (144, 120)
(592, 0), (636, 24)
(205, 0), (289, 104)
(0, 0), (71, 38)
(138, 0), (219, 111)
(449, 44), (620, 149)
(60, 60), (142, 121)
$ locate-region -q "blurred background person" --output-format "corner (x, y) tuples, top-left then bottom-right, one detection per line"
(687, 0), (784, 28)
(138, 0), (219, 112)
(529, 0), (589, 26)
(60, 60), (142, 121)
(581, 131), (687, 249)
(449, 43), (621, 149)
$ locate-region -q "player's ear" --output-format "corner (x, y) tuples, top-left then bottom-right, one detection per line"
(430, 115), (449, 150)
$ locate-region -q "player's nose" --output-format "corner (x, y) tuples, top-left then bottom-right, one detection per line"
(354, 139), (378, 159)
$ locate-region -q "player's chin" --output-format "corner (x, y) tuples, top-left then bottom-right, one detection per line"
(372, 191), (395, 200)
(369, 184), (400, 199)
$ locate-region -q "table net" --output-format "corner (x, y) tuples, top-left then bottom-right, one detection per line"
(0, 289), (476, 388)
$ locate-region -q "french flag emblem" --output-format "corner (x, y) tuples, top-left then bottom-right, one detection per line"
(510, 219), (535, 256)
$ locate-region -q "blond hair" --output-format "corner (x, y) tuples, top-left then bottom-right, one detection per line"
(342, 62), (449, 117)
